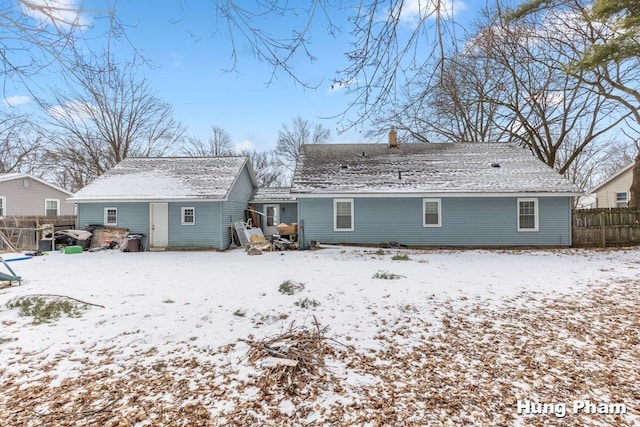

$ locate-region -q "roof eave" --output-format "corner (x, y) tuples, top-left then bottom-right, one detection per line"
(1, 173), (73, 195)
(291, 191), (582, 198)
(590, 162), (634, 193)
(248, 198), (297, 203)
(68, 197), (227, 203)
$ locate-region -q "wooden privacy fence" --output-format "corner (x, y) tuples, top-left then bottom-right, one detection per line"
(572, 208), (640, 247)
(0, 215), (77, 251)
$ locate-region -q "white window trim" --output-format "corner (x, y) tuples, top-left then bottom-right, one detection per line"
(181, 207), (196, 225)
(517, 198), (539, 232)
(264, 204), (279, 227)
(615, 192), (628, 208)
(422, 198), (442, 227)
(333, 198), (354, 232)
(45, 198), (60, 216)
(0, 196), (6, 217)
(104, 207), (118, 226)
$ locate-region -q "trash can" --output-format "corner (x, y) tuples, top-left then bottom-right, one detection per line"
(38, 239), (54, 252)
(125, 234), (143, 252)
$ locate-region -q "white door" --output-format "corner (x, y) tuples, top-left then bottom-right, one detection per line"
(150, 203), (169, 248)
(264, 204), (279, 236)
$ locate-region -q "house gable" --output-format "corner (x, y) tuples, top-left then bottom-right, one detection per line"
(592, 163), (633, 208)
(73, 158), (257, 250)
(70, 156), (256, 202)
(0, 174), (74, 216)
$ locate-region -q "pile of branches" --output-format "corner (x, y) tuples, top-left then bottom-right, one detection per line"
(244, 318), (339, 396)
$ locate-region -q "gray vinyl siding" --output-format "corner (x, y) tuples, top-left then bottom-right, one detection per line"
(75, 165), (256, 251)
(279, 203), (298, 224)
(0, 177), (74, 216)
(220, 165), (255, 248)
(298, 196), (572, 247)
(77, 202), (149, 231)
(78, 202), (224, 249)
(169, 202), (221, 248)
(77, 202), (150, 247)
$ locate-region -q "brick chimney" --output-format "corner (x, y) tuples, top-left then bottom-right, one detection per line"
(388, 126), (398, 148)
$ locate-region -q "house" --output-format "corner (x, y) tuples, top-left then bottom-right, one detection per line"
(291, 138), (582, 247)
(248, 187), (298, 237)
(0, 173), (74, 217)
(68, 157), (257, 250)
(590, 163), (632, 208)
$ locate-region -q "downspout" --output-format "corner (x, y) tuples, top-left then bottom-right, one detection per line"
(297, 199), (302, 247)
(219, 202), (224, 250)
(568, 197), (572, 247)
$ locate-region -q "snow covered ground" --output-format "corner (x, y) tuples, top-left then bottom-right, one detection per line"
(0, 246), (638, 426)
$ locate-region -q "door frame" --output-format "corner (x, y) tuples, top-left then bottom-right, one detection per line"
(149, 202), (169, 249)
(263, 204), (279, 236)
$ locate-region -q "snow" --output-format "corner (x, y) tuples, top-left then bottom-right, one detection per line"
(292, 143), (582, 195)
(0, 246), (638, 425)
(69, 156), (249, 201)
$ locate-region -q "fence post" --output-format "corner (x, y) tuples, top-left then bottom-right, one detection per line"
(600, 211), (606, 247)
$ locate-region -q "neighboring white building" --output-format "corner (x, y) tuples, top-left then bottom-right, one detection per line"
(590, 163), (633, 208)
(0, 174), (74, 217)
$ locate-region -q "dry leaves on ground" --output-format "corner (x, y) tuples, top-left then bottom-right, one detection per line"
(0, 280), (638, 426)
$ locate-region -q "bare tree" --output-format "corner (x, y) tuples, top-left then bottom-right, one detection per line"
(0, 1), (123, 87)
(0, 110), (41, 173)
(210, 1), (460, 130)
(241, 149), (286, 187)
(377, 38), (515, 144)
(182, 126), (234, 157)
(508, 0), (640, 206)
(373, 2), (627, 191)
(276, 116), (330, 172)
(599, 140), (636, 179)
(483, 13), (627, 176)
(43, 53), (185, 191)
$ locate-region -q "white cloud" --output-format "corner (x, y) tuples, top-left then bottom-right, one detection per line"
(234, 139), (255, 153)
(48, 100), (93, 121)
(1, 95), (31, 106)
(398, 0), (467, 26)
(327, 78), (357, 95)
(20, 0), (90, 30)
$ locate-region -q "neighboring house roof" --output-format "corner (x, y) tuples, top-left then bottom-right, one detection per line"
(0, 173), (72, 195)
(250, 187), (296, 202)
(590, 162), (633, 193)
(69, 157), (256, 202)
(291, 143), (581, 196)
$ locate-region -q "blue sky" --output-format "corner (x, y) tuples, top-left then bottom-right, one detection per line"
(4, 0), (478, 153)
(114, 1), (352, 152)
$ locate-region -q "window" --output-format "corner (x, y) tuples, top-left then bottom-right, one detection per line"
(104, 208), (118, 226)
(181, 207), (195, 225)
(265, 205), (278, 227)
(334, 199), (354, 231)
(423, 198), (442, 227)
(45, 199), (59, 216)
(518, 198), (538, 231)
(0, 197), (5, 217)
(615, 192), (628, 208)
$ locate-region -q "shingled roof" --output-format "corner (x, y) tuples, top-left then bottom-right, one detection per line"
(291, 143), (581, 195)
(70, 157), (255, 202)
(0, 173), (72, 195)
(250, 187), (295, 202)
